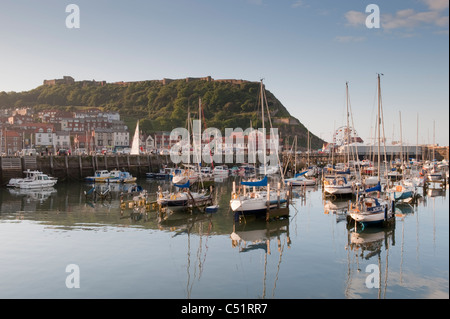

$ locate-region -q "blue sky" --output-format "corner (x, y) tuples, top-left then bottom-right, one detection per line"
(0, 0), (448, 145)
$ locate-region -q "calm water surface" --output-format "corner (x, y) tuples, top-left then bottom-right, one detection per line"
(0, 177), (448, 299)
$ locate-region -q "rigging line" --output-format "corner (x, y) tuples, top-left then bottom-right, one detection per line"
(379, 93), (389, 178)
(348, 88), (363, 181)
(263, 86), (285, 184)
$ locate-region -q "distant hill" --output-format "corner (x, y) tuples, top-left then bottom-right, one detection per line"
(0, 76), (324, 149)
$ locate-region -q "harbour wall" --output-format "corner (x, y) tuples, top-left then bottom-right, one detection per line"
(1, 146), (447, 185)
(0, 153), (342, 185)
(0, 154), (170, 185)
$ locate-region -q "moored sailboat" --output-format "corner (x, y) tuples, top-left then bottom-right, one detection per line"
(348, 74), (394, 226)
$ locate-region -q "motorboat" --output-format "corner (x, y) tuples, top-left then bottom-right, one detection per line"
(7, 169), (44, 187)
(108, 169), (137, 183)
(147, 167), (179, 179)
(156, 181), (211, 208)
(213, 165), (229, 177)
(172, 165), (199, 185)
(84, 170), (111, 183)
(258, 165), (279, 175)
(18, 172), (58, 189)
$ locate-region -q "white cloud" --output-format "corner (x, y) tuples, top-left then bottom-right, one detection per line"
(292, 0), (304, 8)
(344, 3), (449, 30)
(382, 9), (448, 30)
(344, 10), (366, 27)
(422, 0), (449, 11)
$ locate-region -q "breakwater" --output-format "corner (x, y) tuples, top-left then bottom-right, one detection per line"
(0, 153), (344, 185)
(0, 154), (170, 185)
(3, 147), (446, 185)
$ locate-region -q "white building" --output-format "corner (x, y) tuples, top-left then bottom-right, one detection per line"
(54, 131), (71, 150)
(35, 127), (54, 150)
(113, 129), (129, 149)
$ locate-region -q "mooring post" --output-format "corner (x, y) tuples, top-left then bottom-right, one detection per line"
(277, 182), (280, 208)
(50, 154), (54, 175)
(65, 154), (69, 179)
(78, 155), (83, 179)
(266, 183), (270, 221)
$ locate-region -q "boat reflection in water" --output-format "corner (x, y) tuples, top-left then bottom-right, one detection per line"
(8, 187), (57, 205)
(230, 216), (291, 298)
(345, 220), (396, 299)
(324, 198), (349, 223)
(155, 206), (214, 299)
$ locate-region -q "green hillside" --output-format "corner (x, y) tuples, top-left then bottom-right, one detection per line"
(0, 78), (323, 149)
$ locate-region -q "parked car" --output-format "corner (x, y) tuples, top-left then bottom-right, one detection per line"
(57, 149), (68, 156)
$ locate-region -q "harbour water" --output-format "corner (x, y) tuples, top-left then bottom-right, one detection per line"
(0, 177), (448, 299)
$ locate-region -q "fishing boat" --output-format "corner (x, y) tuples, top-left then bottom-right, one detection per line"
(84, 170), (111, 183)
(17, 172), (58, 189)
(108, 169), (137, 183)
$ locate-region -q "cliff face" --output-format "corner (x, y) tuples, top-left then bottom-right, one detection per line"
(0, 77), (323, 149)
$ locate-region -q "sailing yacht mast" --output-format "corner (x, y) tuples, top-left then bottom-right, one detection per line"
(260, 79), (267, 176)
(346, 82), (350, 166)
(416, 113), (419, 161)
(433, 120), (435, 160)
(377, 74), (382, 183)
(399, 111), (404, 178)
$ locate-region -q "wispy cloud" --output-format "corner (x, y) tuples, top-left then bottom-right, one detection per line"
(382, 8), (449, 30)
(344, 10), (366, 27)
(422, 0), (449, 11)
(344, 1), (449, 31)
(291, 0), (304, 8)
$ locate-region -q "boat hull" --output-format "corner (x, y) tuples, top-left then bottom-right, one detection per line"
(349, 201), (394, 226)
(19, 180), (57, 189)
(324, 185), (353, 195)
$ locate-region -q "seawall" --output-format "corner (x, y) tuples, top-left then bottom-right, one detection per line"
(0, 154), (170, 185)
